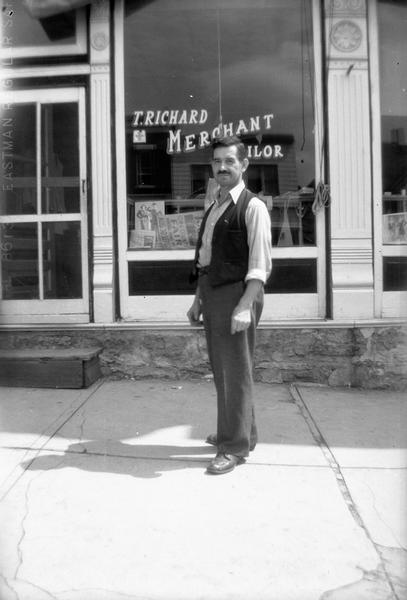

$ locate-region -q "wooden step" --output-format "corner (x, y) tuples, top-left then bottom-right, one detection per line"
(0, 348), (102, 389)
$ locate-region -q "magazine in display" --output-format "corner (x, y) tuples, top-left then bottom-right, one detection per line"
(129, 200), (203, 249)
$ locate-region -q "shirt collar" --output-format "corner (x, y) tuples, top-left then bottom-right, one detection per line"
(215, 180), (245, 206)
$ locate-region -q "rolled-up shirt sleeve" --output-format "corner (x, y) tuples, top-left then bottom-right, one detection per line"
(244, 197), (272, 283)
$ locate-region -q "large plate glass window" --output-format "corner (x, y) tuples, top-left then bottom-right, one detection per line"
(116, 0), (325, 320)
(377, 0), (407, 316)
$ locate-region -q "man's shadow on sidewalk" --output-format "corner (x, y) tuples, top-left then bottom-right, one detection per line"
(21, 439), (216, 479)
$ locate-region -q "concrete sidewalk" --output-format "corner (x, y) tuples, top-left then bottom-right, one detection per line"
(0, 378), (406, 600)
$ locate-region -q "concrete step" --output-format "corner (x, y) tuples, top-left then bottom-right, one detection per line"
(0, 347), (102, 389)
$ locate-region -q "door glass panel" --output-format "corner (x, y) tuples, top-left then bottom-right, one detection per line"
(1, 104), (37, 216)
(1, 223), (38, 299)
(0, 93), (86, 309)
(41, 103), (80, 214)
(42, 222), (82, 299)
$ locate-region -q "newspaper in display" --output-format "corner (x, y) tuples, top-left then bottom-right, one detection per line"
(129, 229), (156, 249)
(129, 200), (204, 249)
(383, 212), (407, 244)
(157, 211), (204, 249)
(134, 201), (165, 232)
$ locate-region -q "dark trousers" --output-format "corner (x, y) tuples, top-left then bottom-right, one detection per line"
(199, 274), (264, 457)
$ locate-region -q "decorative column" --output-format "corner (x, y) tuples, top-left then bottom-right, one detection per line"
(89, 0), (115, 322)
(325, 0), (374, 319)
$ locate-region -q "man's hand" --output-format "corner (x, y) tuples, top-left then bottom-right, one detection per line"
(231, 306), (251, 334)
(230, 279), (263, 334)
(187, 296), (202, 325)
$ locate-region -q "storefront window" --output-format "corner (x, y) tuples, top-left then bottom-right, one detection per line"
(378, 0), (407, 291)
(124, 0), (316, 252)
(122, 0), (318, 299)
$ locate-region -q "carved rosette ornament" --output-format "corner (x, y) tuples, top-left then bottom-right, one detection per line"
(91, 31), (109, 51)
(90, 0), (110, 59)
(330, 19), (362, 52)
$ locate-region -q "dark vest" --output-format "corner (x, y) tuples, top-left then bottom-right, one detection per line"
(191, 188), (257, 287)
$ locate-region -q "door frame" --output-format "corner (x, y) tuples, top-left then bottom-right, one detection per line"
(0, 87), (90, 324)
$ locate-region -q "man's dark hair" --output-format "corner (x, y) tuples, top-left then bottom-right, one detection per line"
(211, 134), (248, 162)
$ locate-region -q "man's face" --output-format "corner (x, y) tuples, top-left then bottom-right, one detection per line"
(211, 145), (248, 190)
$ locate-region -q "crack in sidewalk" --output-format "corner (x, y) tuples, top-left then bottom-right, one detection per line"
(13, 457), (67, 585)
(0, 572), (19, 600)
(362, 479), (407, 552)
(0, 380), (106, 599)
(1, 458), (67, 600)
(289, 383), (401, 600)
(0, 379), (105, 503)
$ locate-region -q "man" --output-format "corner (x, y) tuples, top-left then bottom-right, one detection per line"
(187, 135), (272, 475)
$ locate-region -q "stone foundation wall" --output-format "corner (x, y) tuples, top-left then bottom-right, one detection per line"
(0, 324), (406, 390)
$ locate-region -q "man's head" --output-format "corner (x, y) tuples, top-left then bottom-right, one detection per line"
(211, 135), (249, 191)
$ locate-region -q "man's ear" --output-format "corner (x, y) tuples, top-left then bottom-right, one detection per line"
(241, 158), (249, 173)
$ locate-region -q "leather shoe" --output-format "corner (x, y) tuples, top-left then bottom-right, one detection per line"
(206, 452), (245, 475)
(205, 433), (256, 452)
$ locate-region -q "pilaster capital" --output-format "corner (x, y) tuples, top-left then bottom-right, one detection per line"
(89, 0), (110, 64)
(90, 64), (110, 74)
(90, 0), (110, 22)
(325, 0), (366, 18)
(325, 0), (368, 62)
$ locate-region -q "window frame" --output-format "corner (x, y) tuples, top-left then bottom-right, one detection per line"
(0, 8), (87, 60)
(0, 87), (90, 324)
(369, 0), (407, 318)
(114, 0), (326, 322)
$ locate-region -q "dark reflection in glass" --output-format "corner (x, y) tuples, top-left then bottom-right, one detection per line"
(127, 258), (317, 295)
(42, 222), (82, 299)
(379, 0), (407, 196)
(265, 259), (317, 293)
(1, 223), (38, 299)
(383, 257), (407, 291)
(0, 104), (37, 216)
(41, 104), (80, 214)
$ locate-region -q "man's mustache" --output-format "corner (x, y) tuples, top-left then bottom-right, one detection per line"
(217, 169), (230, 174)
